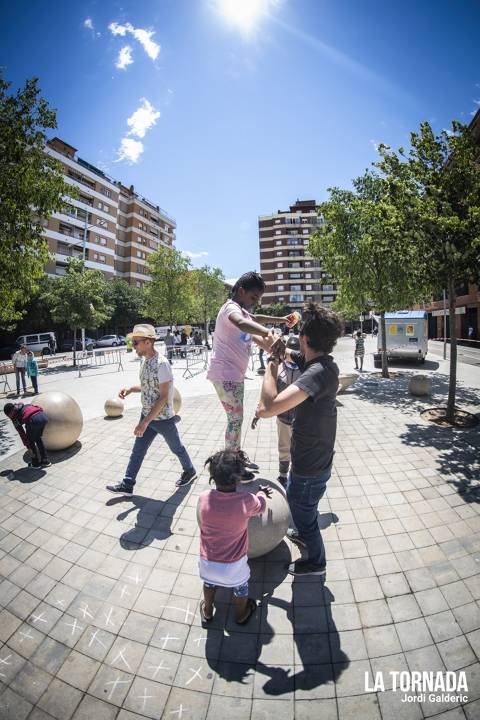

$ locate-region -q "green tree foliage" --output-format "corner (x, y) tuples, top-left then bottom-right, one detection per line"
(191, 266), (227, 338)
(377, 121), (480, 420)
(254, 302), (292, 317)
(0, 76), (72, 328)
(145, 246), (193, 326)
(106, 278), (147, 333)
(41, 259), (113, 362)
(310, 171), (429, 377)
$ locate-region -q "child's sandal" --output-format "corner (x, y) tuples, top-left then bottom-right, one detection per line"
(200, 600), (213, 623)
(236, 598), (257, 626)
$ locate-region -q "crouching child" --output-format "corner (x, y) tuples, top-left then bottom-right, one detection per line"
(4, 402), (51, 467)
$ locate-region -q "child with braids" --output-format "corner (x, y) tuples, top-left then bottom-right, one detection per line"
(198, 449), (272, 625)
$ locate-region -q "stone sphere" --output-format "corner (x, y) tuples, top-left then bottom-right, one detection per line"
(173, 387), (182, 415)
(337, 373), (358, 394)
(34, 391), (83, 451)
(104, 398), (124, 417)
(197, 478), (291, 559)
(409, 374), (432, 396)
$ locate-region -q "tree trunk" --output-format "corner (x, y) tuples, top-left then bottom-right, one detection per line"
(204, 316), (209, 349)
(446, 277), (457, 423)
(72, 327), (77, 368)
(380, 311), (389, 379)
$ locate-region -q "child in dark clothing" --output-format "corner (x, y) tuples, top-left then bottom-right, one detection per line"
(3, 402), (51, 467)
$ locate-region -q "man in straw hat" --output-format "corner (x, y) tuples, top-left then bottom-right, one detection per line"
(106, 324), (197, 494)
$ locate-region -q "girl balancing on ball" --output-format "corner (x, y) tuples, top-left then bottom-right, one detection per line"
(206, 271), (296, 480)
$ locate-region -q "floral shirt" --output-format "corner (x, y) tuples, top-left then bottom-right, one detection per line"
(140, 352), (175, 420)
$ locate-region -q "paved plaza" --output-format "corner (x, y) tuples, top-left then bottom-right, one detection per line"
(0, 338), (479, 719)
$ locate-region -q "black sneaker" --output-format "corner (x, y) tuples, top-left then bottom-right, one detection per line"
(237, 450), (259, 470)
(106, 481), (133, 495)
(239, 470), (256, 484)
(277, 474), (288, 489)
(286, 528), (307, 548)
(287, 559), (326, 577)
(28, 458), (41, 468)
(40, 460), (52, 468)
(176, 468), (197, 487)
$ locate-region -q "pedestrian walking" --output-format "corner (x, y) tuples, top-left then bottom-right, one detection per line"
(257, 303), (342, 576)
(164, 328), (175, 364)
(354, 330), (365, 371)
(4, 402), (51, 467)
(12, 345), (27, 395)
(106, 324), (197, 495)
(48, 335), (56, 355)
(207, 271), (290, 479)
(26, 350), (39, 394)
(198, 449), (271, 625)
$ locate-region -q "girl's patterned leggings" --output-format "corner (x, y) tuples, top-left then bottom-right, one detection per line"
(212, 381), (245, 450)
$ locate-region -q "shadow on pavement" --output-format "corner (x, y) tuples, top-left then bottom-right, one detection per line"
(106, 482), (193, 549)
(0, 418), (15, 458)
(0, 466), (46, 483)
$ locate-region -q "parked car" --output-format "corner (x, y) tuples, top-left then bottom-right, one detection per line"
(61, 337), (96, 352)
(117, 335), (126, 345)
(95, 334), (123, 348)
(15, 332), (57, 356)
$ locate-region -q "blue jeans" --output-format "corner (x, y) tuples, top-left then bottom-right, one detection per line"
(15, 367), (26, 393)
(286, 467), (331, 565)
(123, 415), (195, 487)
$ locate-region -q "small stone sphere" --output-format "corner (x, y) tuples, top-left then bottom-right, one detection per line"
(34, 391), (83, 451)
(104, 398), (124, 417)
(173, 387), (182, 415)
(409, 374), (432, 396)
(196, 478), (291, 559)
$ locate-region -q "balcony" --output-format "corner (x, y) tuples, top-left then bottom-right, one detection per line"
(58, 224), (87, 243)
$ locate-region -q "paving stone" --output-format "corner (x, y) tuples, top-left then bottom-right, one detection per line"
(0, 686), (33, 720)
(56, 649), (101, 691)
(437, 635), (477, 671)
(396, 617), (434, 651)
(37, 677), (83, 720)
(8, 660), (52, 704)
(71, 694), (118, 720)
(364, 624), (402, 658)
(122, 676), (170, 718)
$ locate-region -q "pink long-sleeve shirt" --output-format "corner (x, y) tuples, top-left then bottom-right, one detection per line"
(198, 489), (267, 563)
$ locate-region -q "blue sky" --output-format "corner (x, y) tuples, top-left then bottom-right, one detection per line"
(1, 0), (479, 278)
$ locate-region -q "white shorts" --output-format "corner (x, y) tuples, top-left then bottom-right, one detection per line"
(199, 555), (250, 588)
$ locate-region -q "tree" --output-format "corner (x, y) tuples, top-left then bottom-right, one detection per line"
(310, 171), (429, 377)
(42, 259), (113, 364)
(107, 278), (146, 333)
(145, 246), (193, 327)
(254, 302), (292, 317)
(377, 121), (480, 421)
(191, 266), (227, 340)
(0, 75), (72, 328)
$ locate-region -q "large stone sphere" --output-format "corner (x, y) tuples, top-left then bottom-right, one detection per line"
(409, 374), (432, 396)
(173, 387), (182, 415)
(34, 391), (83, 451)
(337, 373), (358, 394)
(104, 397), (124, 417)
(197, 478), (291, 559)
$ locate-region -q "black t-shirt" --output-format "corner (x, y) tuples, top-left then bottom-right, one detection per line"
(290, 351), (339, 477)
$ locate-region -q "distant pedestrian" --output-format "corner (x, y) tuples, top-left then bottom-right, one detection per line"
(106, 324), (197, 495)
(4, 402), (51, 467)
(48, 335), (56, 355)
(198, 449), (271, 625)
(12, 345), (27, 395)
(180, 331), (188, 358)
(468, 326), (475, 340)
(354, 330), (365, 371)
(26, 351), (39, 394)
(164, 329), (175, 364)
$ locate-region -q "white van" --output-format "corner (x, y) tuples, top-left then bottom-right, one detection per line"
(15, 332), (57, 356)
(375, 311), (428, 366)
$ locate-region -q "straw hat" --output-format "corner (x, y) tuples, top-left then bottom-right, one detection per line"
(130, 324), (158, 339)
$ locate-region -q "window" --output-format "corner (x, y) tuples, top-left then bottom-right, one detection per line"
(275, 219), (281, 224)
(100, 186), (112, 198)
(136, 250), (142, 258)
(136, 281), (141, 288)
(95, 235), (107, 246)
(93, 253), (98, 261)
(323, 284), (333, 292)
(275, 229), (282, 235)
(278, 285), (284, 291)
(305, 284), (312, 291)
(26, 335), (37, 344)
(303, 229), (309, 234)
(97, 202), (109, 212)
(150, 228), (158, 236)
(287, 239), (299, 246)
(277, 273), (284, 279)
(99, 255), (106, 263)
(290, 294), (304, 302)
(40, 334), (51, 342)
(290, 285), (301, 292)
(96, 218), (107, 228)
(305, 273), (311, 279)
(277, 262), (283, 268)
(304, 238), (309, 244)
(305, 261), (312, 267)
(290, 273), (302, 280)
(279, 296), (285, 302)
(275, 240), (282, 246)
(289, 262), (300, 268)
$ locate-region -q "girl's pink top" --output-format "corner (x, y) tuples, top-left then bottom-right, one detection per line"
(198, 488), (266, 563)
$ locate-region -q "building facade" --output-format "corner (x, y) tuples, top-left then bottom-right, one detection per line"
(43, 137), (176, 289)
(258, 199), (337, 310)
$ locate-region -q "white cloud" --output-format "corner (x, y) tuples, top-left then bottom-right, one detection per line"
(116, 98), (160, 164)
(474, 98), (480, 106)
(370, 139), (379, 152)
(108, 21), (160, 62)
(117, 138), (144, 164)
(84, 17), (94, 30)
(182, 250), (209, 259)
(127, 98), (160, 138)
(116, 45), (133, 70)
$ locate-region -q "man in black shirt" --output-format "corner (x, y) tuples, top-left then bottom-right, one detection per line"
(257, 303), (343, 577)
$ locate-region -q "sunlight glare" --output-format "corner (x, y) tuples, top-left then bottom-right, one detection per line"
(214, 0), (273, 35)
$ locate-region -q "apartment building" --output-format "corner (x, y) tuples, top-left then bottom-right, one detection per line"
(43, 137), (176, 288)
(258, 199), (337, 310)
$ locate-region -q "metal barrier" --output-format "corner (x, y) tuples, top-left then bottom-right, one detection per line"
(77, 348), (124, 377)
(0, 362), (13, 394)
(171, 345), (208, 379)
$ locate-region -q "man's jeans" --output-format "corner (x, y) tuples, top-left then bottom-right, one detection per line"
(286, 467), (331, 565)
(124, 415), (195, 488)
(15, 367), (26, 393)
